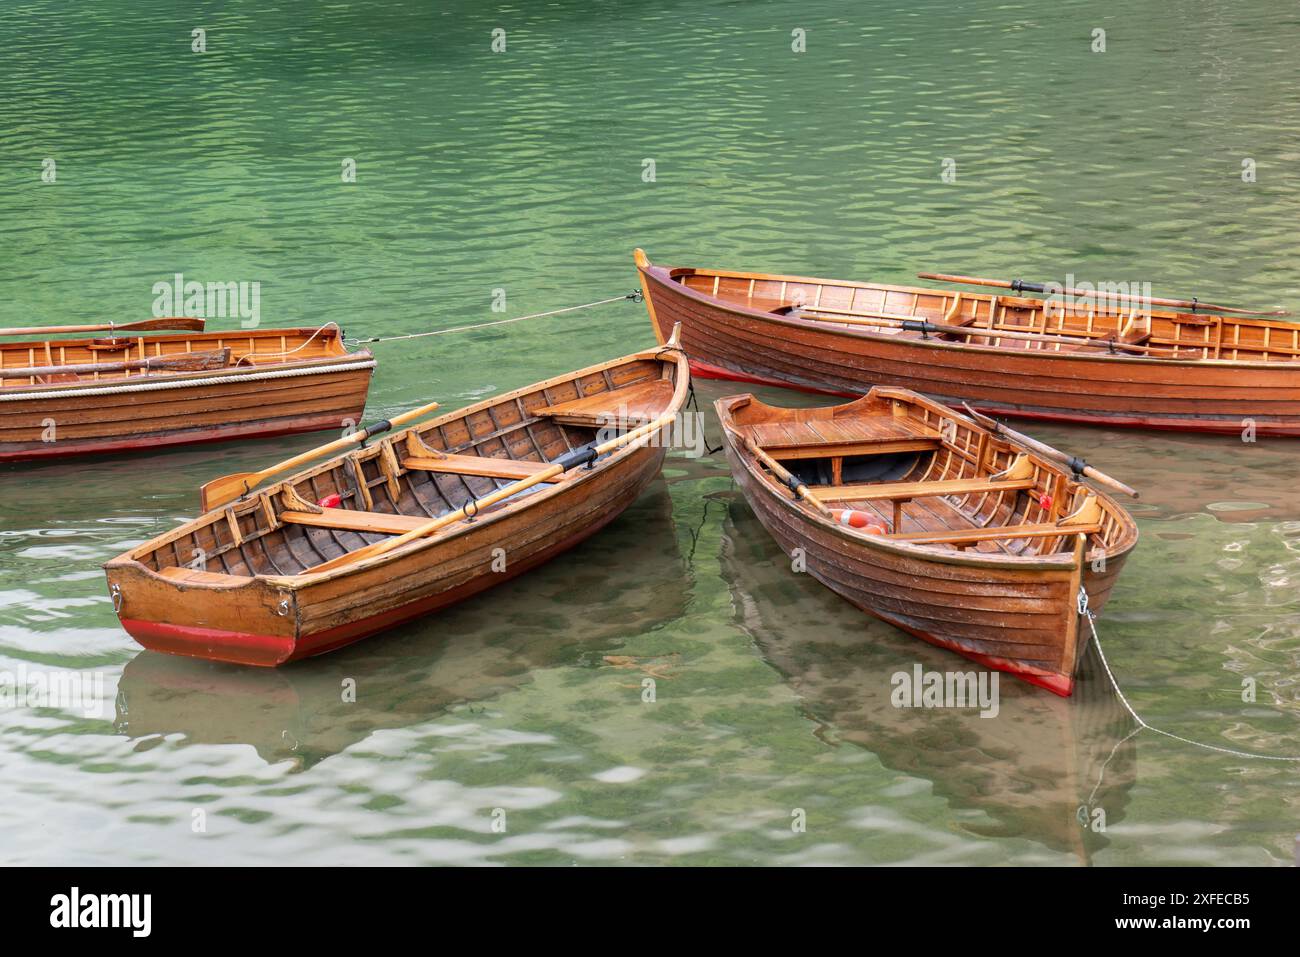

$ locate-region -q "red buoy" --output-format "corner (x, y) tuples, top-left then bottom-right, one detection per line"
(831, 509), (886, 535)
(317, 493), (343, 508)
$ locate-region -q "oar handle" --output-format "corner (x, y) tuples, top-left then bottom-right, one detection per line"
(919, 272), (1030, 291)
(742, 436), (834, 516)
(0, 317), (208, 337)
(961, 403), (1138, 499)
(357, 399), (444, 441)
(1073, 461), (1139, 499)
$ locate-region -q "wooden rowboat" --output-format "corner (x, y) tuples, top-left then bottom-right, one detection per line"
(103, 337), (690, 665)
(0, 321), (374, 460)
(716, 386), (1139, 695)
(636, 249), (1300, 435)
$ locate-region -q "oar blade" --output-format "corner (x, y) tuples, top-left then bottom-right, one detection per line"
(199, 472), (259, 512)
(119, 317), (208, 333)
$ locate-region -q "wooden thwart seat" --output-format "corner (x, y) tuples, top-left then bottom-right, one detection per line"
(159, 566), (251, 584)
(887, 522), (1102, 545)
(280, 507), (427, 535)
(402, 452), (551, 480)
(819, 475), (1036, 503)
(748, 417), (939, 460)
(533, 379), (673, 427)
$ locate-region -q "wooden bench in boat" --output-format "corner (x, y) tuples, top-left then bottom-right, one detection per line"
(747, 418), (939, 461)
(402, 452), (551, 480)
(279, 507), (428, 535)
(819, 475), (1036, 503)
(158, 566), (244, 584)
(886, 522), (1102, 545)
(533, 378), (673, 427)
(819, 455), (1038, 533)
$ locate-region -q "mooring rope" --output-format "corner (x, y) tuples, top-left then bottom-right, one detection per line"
(233, 321), (342, 363)
(345, 291), (643, 346)
(2, 294), (638, 397)
(1079, 588), (1300, 762)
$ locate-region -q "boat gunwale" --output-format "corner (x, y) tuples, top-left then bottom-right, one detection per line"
(105, 343), (691, 590)
(1, 331), (370, 396)
(717, 389), (1139, 572)
(647, 262), (1300, 370)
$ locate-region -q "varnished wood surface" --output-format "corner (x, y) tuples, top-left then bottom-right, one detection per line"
(639, 252), (1300, 434)
(102, 343), (691, 665)
(1, 326), (374, 460)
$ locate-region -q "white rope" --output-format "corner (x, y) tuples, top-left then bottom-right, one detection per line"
(232, 321), (341, 364)
(0, 359), (376, 402)
(347, 293), (640, 345)
(1080, 588), (1300, 762)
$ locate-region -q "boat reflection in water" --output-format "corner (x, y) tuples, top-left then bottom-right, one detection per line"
(720, 499), (1136, 862)
(115, 484), (685, 770)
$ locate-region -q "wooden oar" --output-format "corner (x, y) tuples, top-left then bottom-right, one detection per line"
(918, 272), (1289, 317)
(0, 348), (230, 381)
(797, 308), (1165, 356)
(0, 317), (207, 337)
(200, 400), (442, 511)
(741, 436), (834, 517)
(960, 403), (1139, 499)
(305, 401), (680, 576)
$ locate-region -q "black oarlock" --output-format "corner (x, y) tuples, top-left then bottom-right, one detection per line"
(555, 447), (599, 471)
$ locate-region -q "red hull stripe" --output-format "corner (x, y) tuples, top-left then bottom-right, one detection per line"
(878, 613), (1075, 697)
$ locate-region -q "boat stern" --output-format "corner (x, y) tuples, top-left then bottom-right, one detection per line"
(104, 557), (301, 666)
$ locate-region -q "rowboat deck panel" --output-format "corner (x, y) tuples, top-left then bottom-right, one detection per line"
(534, 378), (674, 426)
(746, 416), (930, 450)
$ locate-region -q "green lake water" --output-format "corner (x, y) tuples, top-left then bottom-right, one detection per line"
(1, 0), (1298, 865)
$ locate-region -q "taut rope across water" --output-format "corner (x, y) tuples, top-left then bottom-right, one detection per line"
(345, 292), (642, 345)
(1081, 589), (1300, 762)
